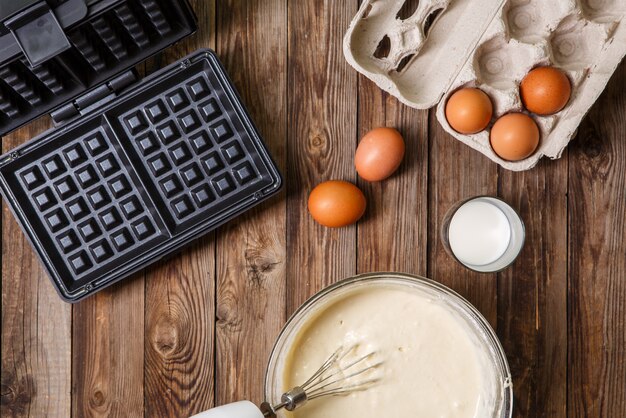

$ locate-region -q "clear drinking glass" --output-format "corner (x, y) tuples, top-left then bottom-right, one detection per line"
(441, 196), (525, 273)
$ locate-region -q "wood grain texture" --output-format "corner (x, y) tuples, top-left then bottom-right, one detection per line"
(568, 61), (626, 417)
(356, 0), (428, 276)
(72, 278), (144, 417)
(356, 77), (429, 275)
(286, 0), (358, 314)
(497, 158), (568, 418)
(1, 2), (625, 417)
(1, 119), (72, 418)
(143, 1), (216, 416)
(427, 112), (498, 326)
(144, 246), (215, 416)
(214, 0), (287, 407)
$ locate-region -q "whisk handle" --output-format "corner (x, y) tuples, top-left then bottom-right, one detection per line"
(189, 401), (264, 418)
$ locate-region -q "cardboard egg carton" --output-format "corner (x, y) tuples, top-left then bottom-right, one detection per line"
(343, 0), (626, 171)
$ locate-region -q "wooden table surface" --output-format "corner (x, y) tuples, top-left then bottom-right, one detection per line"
(2, 1), (625, 417)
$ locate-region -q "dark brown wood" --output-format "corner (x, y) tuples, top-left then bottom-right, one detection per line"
(144, 245), (215, 416)
(214, 0), (287, 407)
(1, 118), (72, 418)
(1, 3), (625, 417)
(498, 158), (568, 418)
(427, 111), (499, 326)
(356, 76), (429, 274)
(143, 1), (216, 416)
(72, 277), (145, 417)
(285, 0), (358, 314)
(568, 61), (626, 417)
(356, 1), (428, 275)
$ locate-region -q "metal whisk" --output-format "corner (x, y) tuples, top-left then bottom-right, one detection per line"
(260, 345), (382, 418)
(190, 345), (382, 418)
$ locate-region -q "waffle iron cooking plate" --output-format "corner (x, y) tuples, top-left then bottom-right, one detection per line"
(0, 1), (282, 301)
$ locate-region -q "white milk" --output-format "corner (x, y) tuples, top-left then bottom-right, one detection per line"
(448, 200), (511, 267)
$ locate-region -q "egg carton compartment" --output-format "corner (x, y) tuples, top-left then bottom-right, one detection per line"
(0, 49), (281, 301)
(579, 0), (625, 24)
(0, 0), (196, 136)
(503, 0), (572, 44)
(344, 0), (626, 170)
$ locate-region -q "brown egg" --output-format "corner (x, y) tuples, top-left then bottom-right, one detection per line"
(520, 66), (571, 115)
(355, 127), (405, 182)
(445, 88), (493, 134)
(308, 181), (366, 228)
(490, 113), (540, 161)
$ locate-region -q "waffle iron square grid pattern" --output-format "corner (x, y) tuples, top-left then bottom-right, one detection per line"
(16, 125), (166, 281)
(115, 67), (274, 233)
(0, 50), (281, 301)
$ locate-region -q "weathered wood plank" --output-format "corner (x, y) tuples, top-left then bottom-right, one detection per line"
(497, 158), (568, 418)
(214, 0), (287, 407)
(144, 246), (215, 416)
(1, 3), (625, 417)
(427, 111), (498, 326)
(356, 76), (429, 275)
(286, 0), (359, 314)
(1, 119), (72, 418)
(72, 278), (145, 417)
(568, 62), (626, 417)
(143, 1), (216, 416)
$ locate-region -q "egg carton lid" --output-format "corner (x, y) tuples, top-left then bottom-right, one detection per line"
(343, 0), (506, 109)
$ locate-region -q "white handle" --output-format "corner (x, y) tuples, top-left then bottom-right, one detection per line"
(189, 401), (264, 418)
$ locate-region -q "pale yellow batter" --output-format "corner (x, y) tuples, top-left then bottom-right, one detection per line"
(281, 283), (500, 418)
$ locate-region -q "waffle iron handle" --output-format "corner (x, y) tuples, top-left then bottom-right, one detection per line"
(2, 0), (87, 66)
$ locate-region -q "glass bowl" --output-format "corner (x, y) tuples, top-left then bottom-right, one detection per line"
(264, 272), (513, 418)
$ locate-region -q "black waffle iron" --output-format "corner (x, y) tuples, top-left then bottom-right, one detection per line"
(0, 0), (282, 301)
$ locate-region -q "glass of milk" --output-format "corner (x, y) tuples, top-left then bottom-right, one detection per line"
(441, 196), (525, 273)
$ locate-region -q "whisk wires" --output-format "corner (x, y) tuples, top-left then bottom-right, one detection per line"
(265, 343), (383, 417)
(302, 345), (382, 400)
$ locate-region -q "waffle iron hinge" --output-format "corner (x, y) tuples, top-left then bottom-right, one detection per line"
(51, 69), (138, 126)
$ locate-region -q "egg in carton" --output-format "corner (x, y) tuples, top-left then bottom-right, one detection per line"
(343, 0), (626, 171)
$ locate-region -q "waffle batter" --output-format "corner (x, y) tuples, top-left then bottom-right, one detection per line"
(282, 283), (501, 418)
